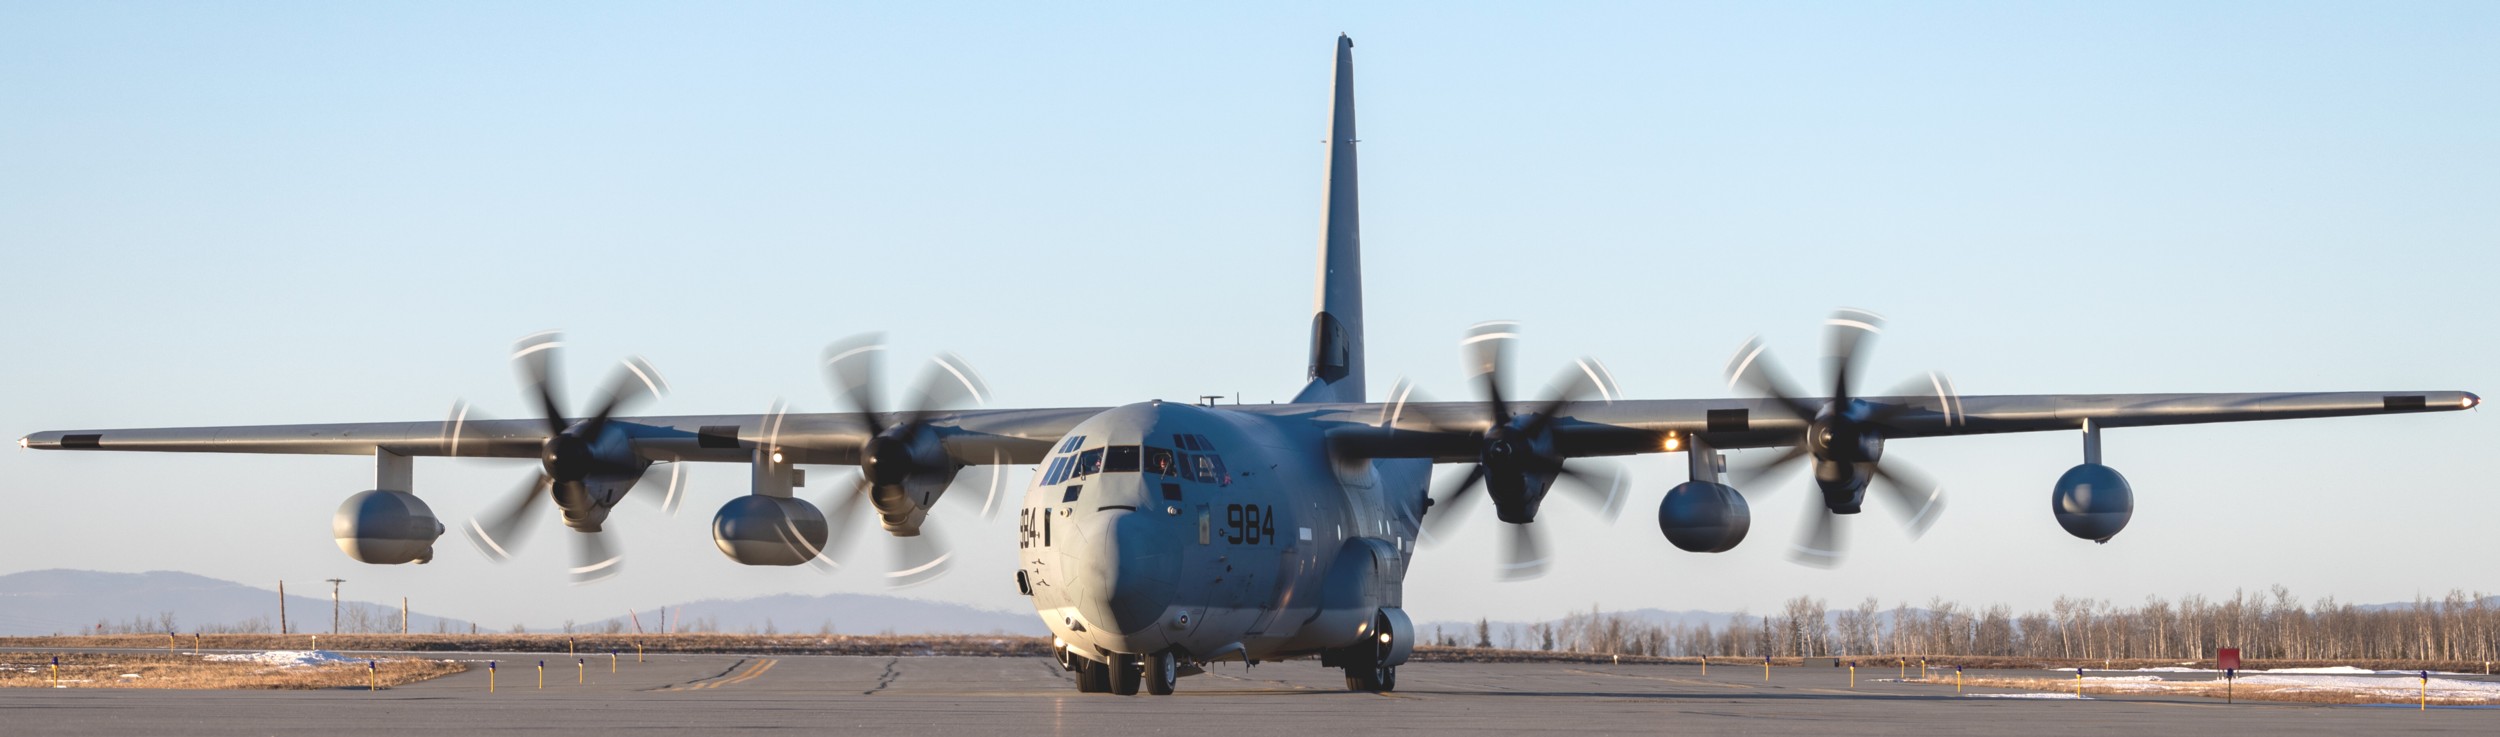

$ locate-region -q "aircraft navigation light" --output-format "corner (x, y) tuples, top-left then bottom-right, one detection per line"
(15, 437), (25, 449)
(1662, 432), (1683, 452)
(771, 451), (784, 463)
(2467, 395), (2480, 409)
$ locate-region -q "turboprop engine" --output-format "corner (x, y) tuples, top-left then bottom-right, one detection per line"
(1656, 481), (1751, 553)
(2051, 463), (2133, 542)
(711, 495), (830, 566)
(332, 490), (445, 564)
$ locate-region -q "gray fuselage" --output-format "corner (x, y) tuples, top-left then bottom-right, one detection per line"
(1019, 401), (1430, 663)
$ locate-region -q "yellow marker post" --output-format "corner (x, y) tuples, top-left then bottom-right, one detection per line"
(1898, 658), (1905, 680)
(2420, 671), (2429, 711)
(610, 651), (618, 674)
(1699, 656), (1706, 675)
(1849, 663), (1856, 689)
(2075, 668), (2084, 697)
(537, 660), (544, 690)
(1955, 666), (1964, 694)
(1764, 657), (1771, 683)
(192, 634), (201, 653)
(49, 656), (58, 687)
(636, 643), (644, 663)
(489, 661), (497, 693)
(368, 660), (378, 692)
(167, 632), (176, 654)
(577, 659), (584, 684)
(569, 638), (576, 656)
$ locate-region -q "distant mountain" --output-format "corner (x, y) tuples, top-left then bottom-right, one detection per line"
(0, 569), (1046, 638)
(0, 569), (473, 636)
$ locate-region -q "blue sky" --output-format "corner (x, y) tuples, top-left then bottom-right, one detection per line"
(4, 2), (2494, 628)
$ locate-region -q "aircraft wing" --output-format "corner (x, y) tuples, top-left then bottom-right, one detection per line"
(1326, 390), (2481, 461)
(18, 407), (1107, 466)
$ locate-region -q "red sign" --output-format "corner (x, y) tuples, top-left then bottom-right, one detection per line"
(2217, 648), (2241, 671)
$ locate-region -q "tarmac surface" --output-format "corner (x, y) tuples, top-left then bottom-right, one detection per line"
(3, 652), (2492, 735)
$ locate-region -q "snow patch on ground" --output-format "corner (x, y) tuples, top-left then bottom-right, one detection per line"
(202, 650), (363, 667)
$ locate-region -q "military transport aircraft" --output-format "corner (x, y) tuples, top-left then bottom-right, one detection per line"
(18, 35), (2479, 696)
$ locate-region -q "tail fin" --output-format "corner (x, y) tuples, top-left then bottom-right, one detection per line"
(1294, 34), (1365, 404)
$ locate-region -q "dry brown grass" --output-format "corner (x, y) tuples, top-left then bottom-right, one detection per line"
(0, 652), (466, 690)
(1904, 674), (2499, 706)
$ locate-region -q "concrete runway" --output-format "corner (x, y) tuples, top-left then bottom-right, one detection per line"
(3, 653), (2490, 735)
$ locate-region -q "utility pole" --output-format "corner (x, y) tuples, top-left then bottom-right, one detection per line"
(278, 581), (288, 635)
(326, 578), (345, 634)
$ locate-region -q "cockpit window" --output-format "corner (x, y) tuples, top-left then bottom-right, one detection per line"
(1192, 434), (1217, 451)
(1056, 435), (1087, 454)
(1103, 445), (1141, 473)
(1172, 433), (1199, 451)
(1144, 446), (1179, 476)
(1194, 453), (1226, 484)
(1074, 448), (1104, 477)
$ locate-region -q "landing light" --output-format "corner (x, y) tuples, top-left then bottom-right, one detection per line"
(1378, 633), (1391, 644)
(1053, 638), (1065, 649)
(771, 451), (784, 464)
(1662, 432), (1683, 452)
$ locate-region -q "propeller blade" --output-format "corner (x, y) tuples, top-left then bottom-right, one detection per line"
(964, 450), (1006, 521)
(580, 356), (668, 439)
(465, 474), (552, 562)
(824, 333), (890, 436)
(1462, 321), (1518, 423)
(1519, 358), (1610, 437)
(1823, 308), (1886, 402)
(1497, 523), (1549, 581)
(804, 472), (873, 573)
(1789, 502), (1846, 568)
(512, 331), (570, 436)
(1551, 459), (1627, 522)
(1421, 465), (1487, 538)
(1869, 459), (1947, 539)
(903, 352), (990, 429)
(568, 528), (624, 585)
(1725, 335), (1816, 421)
(886, 522), (953, 588)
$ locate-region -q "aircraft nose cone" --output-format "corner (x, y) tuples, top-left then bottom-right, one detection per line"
(1072, 509), (1181, 636)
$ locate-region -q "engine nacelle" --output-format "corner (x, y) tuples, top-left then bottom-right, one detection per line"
(332, 490), (444, 564)
(2051, 463), (2133, 542)
(1657, 481), (1751, 553)
(710, 495), (830, 566)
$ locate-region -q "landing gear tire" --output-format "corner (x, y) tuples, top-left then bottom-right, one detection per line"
(1344, 663), (1395, 692)
(1340, 615), (1399, 693)
(1145, 652), (1179, 696)
(1075, 657), (1111, 694)
(1110, 654), (1142, 696)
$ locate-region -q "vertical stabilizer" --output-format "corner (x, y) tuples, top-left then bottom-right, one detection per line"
(1294, 34), (1365, 404)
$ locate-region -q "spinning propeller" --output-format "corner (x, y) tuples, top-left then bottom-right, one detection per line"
(1411, 322), (1626, 581)
(786, 333), (998, 588)
(1722, 309), (1952, 568)
(460, 331), (672, 585)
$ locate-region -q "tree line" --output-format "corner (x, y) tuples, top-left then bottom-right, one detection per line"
(1439, 587), (2500, 664)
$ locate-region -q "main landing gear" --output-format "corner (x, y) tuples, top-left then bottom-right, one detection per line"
(1070, 651), (1180, 696)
